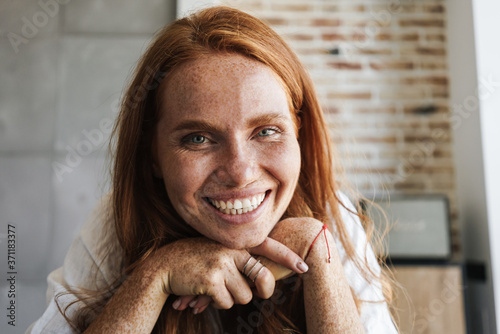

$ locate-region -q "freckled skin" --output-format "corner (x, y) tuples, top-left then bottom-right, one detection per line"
(85, 54), (364, 333)
(268, 218), (366, 333)
(153, 53), (301, 250)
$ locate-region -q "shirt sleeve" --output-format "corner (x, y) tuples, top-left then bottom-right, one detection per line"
(335, 192), (399, 334)
(26, 193), (123, 334)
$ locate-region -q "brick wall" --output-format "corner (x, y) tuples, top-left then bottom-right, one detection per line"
(219, 0), (459, 255)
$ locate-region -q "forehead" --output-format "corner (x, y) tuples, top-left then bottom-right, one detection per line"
(158, 53), (290, 122)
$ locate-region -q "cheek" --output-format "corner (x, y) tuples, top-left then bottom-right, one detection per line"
(264, 141), (301, 189)
(162, 155), (209, 204)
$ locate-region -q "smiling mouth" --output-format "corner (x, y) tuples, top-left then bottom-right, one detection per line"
(206, 192), (267, 215)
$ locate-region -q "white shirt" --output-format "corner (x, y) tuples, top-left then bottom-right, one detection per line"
(27, 192), (398, 333)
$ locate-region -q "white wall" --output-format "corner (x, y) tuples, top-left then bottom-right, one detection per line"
(447, 0), (498, 332)
(0, 1), (176, 332)
(471, 0), (500, 331)
(177, 0), (215, 17)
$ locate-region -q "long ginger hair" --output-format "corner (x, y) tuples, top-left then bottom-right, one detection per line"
(66, 6), (394, 333)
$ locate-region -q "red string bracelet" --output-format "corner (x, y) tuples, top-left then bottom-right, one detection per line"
(305, 224), (331, 263)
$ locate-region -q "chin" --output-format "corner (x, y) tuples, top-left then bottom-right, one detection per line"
(220, 236), (266, 250)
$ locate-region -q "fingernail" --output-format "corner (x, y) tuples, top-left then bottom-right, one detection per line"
(172, 298), (181, 310)
(193, 308), (199, 315)
(297, 261), (309, 273)
(189, 299), (198, 308)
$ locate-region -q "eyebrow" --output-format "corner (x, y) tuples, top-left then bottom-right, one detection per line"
(172, 112), (290, 133)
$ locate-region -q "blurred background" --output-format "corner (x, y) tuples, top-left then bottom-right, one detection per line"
(0, 0), (498, 333)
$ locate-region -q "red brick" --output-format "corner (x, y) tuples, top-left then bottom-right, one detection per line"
(352, 167), (397, 174)
(370, 61), (415, 70)
(323, 4), (366, 12)
(271, 4), (312, 12)
(432, 148), (452, 158)
(426, 34), (446, 42)
(394, 181), (426, 190)
(354, 48), (392, 55)
(323, 106), (340, 114)
(311, 18), (341, 27)
(328, 91), (372, 100)
(420, 61), (447, 70)
(356, 136), (398, 144)
(401, 33), (420, 41)
(399, 19), (444, 27)
(375, 33), (392, 41)
(328, 61), (363, 70)
(402, 47), (446, 56)
(432, 88), (449, 98)
(404, 134), (449, 143)
(263, 18), (288, 26)
(400, 76), (448, 85)
(423, 4), (445, 13)
(352, 107), (397, 114)
(322, 33), (346, 41)
(288, 34), (314, 41)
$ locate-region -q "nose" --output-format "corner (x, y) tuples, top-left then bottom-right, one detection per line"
(213, 140), (258, 188)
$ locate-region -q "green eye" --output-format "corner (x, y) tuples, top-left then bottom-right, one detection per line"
(258, 128), (276, 137)
(191, 135), (206, 144)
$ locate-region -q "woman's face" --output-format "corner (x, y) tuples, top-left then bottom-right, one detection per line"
(153, 53), (301, 249)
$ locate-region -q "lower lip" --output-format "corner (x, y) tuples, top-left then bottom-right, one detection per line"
(204, 192), (270, 226)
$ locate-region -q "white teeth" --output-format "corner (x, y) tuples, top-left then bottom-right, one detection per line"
(208, 193), (266, 215)
(242, 198), (251, 208)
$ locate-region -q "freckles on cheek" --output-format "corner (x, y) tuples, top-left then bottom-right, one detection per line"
(165, 155), (206, 202)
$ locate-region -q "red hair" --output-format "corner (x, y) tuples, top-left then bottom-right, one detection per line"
(66, 6), (393, 333)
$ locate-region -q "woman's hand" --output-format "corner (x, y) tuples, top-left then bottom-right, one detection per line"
(152, 236), (307, 314)
(256, 217), (327, 280)
(170, 219), (322, 314)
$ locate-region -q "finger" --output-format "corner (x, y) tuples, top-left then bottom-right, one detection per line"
(193, 303), (210, 315)
(209, 288), (235, 310)
(172, 295), (197, 311)
(251, 263), (275, 299)
(249, 237), (309, 274)
(240, 257), (274, 299)
(222, 264), (253, 305)
(188, 295), (212, 309)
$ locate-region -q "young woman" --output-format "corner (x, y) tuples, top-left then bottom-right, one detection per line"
(29, 6), (397, 333)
